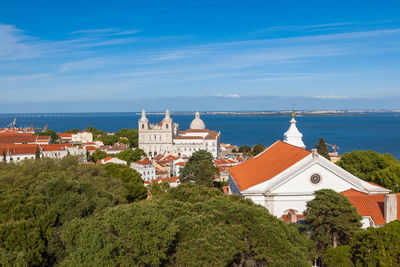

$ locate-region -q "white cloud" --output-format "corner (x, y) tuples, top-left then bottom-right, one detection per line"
(313, 95), (350, 99)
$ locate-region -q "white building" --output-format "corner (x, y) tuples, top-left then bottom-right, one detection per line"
(138, 110), (220, 158)
(131, 156), (156, 181)
(97, 156), (127, 165)
(228, 114), (394, 228)
(71, 132), (93, 144)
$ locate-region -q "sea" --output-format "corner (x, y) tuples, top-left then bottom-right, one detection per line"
(0, 112), (399, 159)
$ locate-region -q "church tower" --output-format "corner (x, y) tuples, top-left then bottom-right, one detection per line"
(283, 111), (306, 149)
(139, 109), (149, 130)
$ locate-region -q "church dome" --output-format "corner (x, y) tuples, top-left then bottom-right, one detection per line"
(190, 111), (206, 130)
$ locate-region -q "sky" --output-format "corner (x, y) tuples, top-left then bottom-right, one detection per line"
(1, 0), (400, 112)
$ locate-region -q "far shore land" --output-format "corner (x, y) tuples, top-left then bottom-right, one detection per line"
(1, 110), (400, 117)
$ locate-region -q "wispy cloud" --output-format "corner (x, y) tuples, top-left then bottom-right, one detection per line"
(72, 28), (141, 36)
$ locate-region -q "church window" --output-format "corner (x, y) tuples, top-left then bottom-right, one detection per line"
(310, 174), (321, 184)
(142, 124), (144, 129)
(166, 124), (169, 129)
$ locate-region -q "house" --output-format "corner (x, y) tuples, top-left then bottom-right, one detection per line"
(100, 143), (129, 154)
(71, 132), (93, 144)
(131, 156), (156, 181)
(228, 114), (390, 225)
(97, 156), (127, 165)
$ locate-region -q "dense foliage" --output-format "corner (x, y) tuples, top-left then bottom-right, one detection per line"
(337, 150), (400, 192)
(179, 150), (219, 187)
(304, 189), (362, 259)
(314, 137), (330, 160)
(60, 184), (312, 266)
(323, 221), (400, 266)
(83, 127), (138, 147)
(116, 148), (145, 164)
(0, 157), (145, 266)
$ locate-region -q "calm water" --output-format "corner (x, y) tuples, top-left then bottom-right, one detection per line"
(1, 113), (399, 159)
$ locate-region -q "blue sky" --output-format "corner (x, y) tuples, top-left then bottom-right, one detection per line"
(1, 0), (400, 112)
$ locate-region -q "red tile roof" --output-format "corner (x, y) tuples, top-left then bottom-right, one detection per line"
(223, 185), (229, 195)
(136, 157), (152, 165)
(58, 133), (72, 138)
(0, 135), (37, 144)
(0, 144), (36, 155)
(340, 189), (400, 226)
(229, 141), (311, 191)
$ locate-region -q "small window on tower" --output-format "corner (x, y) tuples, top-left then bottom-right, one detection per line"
(166, 124), (169, 129)
(142, 124), (144, 129)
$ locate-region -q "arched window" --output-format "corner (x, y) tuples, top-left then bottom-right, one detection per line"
(166, 124), (169, 129)
(142, 124), (144, 129)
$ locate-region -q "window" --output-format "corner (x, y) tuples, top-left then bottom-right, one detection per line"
(166, 124), (169, 129)
(142, 124), (144, 129)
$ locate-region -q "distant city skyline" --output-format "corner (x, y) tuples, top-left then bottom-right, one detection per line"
(1, 1), (400, 112)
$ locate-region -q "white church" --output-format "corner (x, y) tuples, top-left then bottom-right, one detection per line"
(228, 112), (399, 228)
(138, 109), (220, 158)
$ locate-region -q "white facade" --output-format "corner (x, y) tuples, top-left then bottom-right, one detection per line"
(138, 110), (220, 158)
(131, 157), (156, 181)
(71, 132), (93, 144)
(229, 147), (390, 219)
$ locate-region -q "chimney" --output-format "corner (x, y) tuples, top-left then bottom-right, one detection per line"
(384, 194), (397, 224)
(287, 209), (297, 223)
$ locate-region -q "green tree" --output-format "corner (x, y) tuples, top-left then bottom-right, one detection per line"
(84, 126), (107, 139)
(315, 137), (330, 160)
(238, 145), (251, 153)
(0, 156), (127, 266)
(350, 220), (400, 267)
(92, 149), (109, 163)
(179, 150), (218, 187)
(323, 245), (353, 267)
(34, 129), (59, 143)
(116, 148), (144, 164)
(65, 128), (80, 134)
(103, 163), (147, 202)
(101, 135), (119, 145)
(60, 184), (312, 266)
(337, 150), (400, 192)
(252, 143), (265, 155)
(61, 203), (177, 267)
(35, 146), (40, 160)
(304, 189), (361, 260)
(115, 128), (138, 147)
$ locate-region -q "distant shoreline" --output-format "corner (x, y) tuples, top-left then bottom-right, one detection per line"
(1, 110), (400, 117)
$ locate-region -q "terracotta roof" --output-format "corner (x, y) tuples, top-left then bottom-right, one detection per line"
(340, 189), (400, 226)
(205, 130), (219, 139)
(229, 140), (311, 191)
(58, 133), (72, 138)
(85, 146), (98, 151)
(175, 162), (186, 166)
(0, 135), (37, 144)
(136, 157), (153, 165)
(41, 144), (73, 151)
(341, 189), (369, 196)
(0, 144), (36, 155)
(153, 154), (164, 161)
(148, 177), (179, 184)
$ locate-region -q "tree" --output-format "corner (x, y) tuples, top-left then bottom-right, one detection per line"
(179, 150), (218, 187)
(304, 189), (361, 260)
(35, 146), (40, 160)
(323, 245), (353, 267)
(232, 148), (237, 153)
(2, 150), (5, 164)
(101, 135), (119, 145)
(60, 184), (312, 266)
(350, 220), (400, 266)
(238, 145), (251, 153)
(65, 128), (80, 134)
(0, 156), (128, 266)
(103, 163), (147, 202)
(315, 137), (330, 160)
(34, 129), (59, 144)
(84, 126), (107, 139)
(115, 128), (138, 147)
(92, 149), (109, 163)
(252, 143), (265, 155)
(116, 148), (144, 164)
(337, 150), (400, 192)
